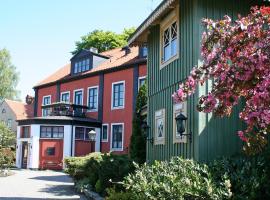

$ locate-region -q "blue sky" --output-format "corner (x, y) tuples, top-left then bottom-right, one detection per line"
(0, 0), (162, 100)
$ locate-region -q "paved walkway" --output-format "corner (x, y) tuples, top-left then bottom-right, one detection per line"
(0, 169), (86, 200)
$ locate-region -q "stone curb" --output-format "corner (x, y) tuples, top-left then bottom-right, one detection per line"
(83, 189), (104, 200)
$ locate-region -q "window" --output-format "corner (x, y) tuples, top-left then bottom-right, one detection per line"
(46, 147), (55, 156)
(75, 127), (85, 140)
(112, 82), (125, 109)
(61, 92), (70, 103)
(75, 126), (95, 140)
(42, 96), (51, 117)
(74, 58), (91, 74)
(40, 126), (64, 138)
(74, 90), (83, 105)
(88, 87), (98, 111)
(162, 21), (178, 62)
(21, 126), (30, 138)
(173, 103), (187, 143)
(155, 109), (165, 145)
(111, 124), (123, 151)
(102, 124), (108, 142)
(138, 77), (146, 89)
(7, 119), (12, 129)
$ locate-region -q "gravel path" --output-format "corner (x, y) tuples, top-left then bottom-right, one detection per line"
(0, 169), (86, 200)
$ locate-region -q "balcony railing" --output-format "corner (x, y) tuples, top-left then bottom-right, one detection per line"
(41, 102), (89, 118)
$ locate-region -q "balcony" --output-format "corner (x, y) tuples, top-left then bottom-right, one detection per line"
(41, 102), (89, 118)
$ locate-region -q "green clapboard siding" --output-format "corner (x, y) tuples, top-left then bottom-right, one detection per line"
(147, 0), (269, 163)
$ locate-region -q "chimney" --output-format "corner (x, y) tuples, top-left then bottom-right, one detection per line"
(25, 95), (34, 105)
(89, 47), (98, 54)
(122, 46), (131, 56)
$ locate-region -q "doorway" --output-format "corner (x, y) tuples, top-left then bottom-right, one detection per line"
(21, 142), (29, 169)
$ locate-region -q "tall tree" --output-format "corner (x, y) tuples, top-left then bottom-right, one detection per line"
(72, 27), (136, 55)
(172, 7), (270, 155)
(0, 49), (19, 101)
(130, 84), (147, 164)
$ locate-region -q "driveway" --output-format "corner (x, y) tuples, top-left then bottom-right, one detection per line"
(0, 169), (85, 200)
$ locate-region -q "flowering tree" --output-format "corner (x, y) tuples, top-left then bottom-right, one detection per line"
(172, 7), (270, 155)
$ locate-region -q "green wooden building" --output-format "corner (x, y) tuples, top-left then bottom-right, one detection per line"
(128, 0), (268, 163)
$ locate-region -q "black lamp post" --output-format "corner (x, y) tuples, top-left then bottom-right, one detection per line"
(88, 130), (96, 153)
(141, 121), (153, 144)
(175, 113), (192, 142)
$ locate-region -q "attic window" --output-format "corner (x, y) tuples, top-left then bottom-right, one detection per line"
(74, 58), (90, 74)
(160, 7), (179, 68)
(2, 109), (6, 113)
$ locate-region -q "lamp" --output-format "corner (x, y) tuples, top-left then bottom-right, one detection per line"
(88, 129), (96, 152)
(141, 121), (153, 144)
(88, 130), (96, 142)
(175, 113), (192, 142)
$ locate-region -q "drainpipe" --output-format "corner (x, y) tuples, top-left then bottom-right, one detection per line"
(70, 121), (74, 157)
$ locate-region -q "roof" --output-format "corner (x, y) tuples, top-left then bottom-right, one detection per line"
(5, 99), (34, 120)
(128, 0), (176, 46)
(35, 46), (146, 88)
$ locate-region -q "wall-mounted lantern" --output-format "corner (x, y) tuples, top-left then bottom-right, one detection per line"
(141, 122), (153, 144)
(175, 113), (192, 142)
(88, 130), (96, 152)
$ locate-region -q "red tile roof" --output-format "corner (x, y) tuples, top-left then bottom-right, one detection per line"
(5, 99), (34, 120)
(35, 46), (145, 88)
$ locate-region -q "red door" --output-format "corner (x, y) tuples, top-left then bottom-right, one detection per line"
(39, 139), (63, 170)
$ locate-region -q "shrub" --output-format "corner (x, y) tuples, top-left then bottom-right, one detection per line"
(210, 147), (270, 200)
(64, 152), (103, 180)
(106, 187), (136, 200)
(122, 157), (232, 200)
(64, 152), (135, 196)
(97, 154), (134, 195)
(0, 148), (15, 171)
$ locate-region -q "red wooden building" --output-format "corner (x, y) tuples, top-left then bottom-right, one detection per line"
(16, 46), (147, 169)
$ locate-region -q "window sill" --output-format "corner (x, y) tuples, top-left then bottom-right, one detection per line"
(101, 140), (108, 143)
(110, 148), (123, 152)
(160, 54), (179, 69)
(111, 106), (125, 110)
(87, 109), (98, 113)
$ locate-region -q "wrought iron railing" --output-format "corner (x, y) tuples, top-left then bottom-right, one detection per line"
(41, 102), (89, 118)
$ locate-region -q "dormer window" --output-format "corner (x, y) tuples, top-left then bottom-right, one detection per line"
(74, 58), (90, 74)
(71, 48), (109, 75)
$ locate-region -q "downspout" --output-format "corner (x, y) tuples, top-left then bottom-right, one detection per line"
(70, 121), (74, 157)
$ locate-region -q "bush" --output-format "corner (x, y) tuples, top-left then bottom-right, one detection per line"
(121, 157), (232, 200)
(0, 148), (15, 171)
(64, 152), (102, 180)
(106, 187), (136, 200)
(210, 147), (270, 200)
(64, 152), (135, 196)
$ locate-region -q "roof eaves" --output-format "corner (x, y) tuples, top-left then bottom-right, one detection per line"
(128, 0), (176, 46)
(33, 58), (147, 89)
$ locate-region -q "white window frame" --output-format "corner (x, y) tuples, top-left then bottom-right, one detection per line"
(87, 86), (99, 112)
(111, 81), (125, 110)
(138, 76), (146, 90)
(101, 124), (109, 142)
(73, 89), (84, 105)
(154, 109), (165, 145)
(110, 123), (124, 151)
(60, 91), (70, 103)
(74, 126), (95, 141)
(42, 95), (51, 117)
(160, 7), (179, 69)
